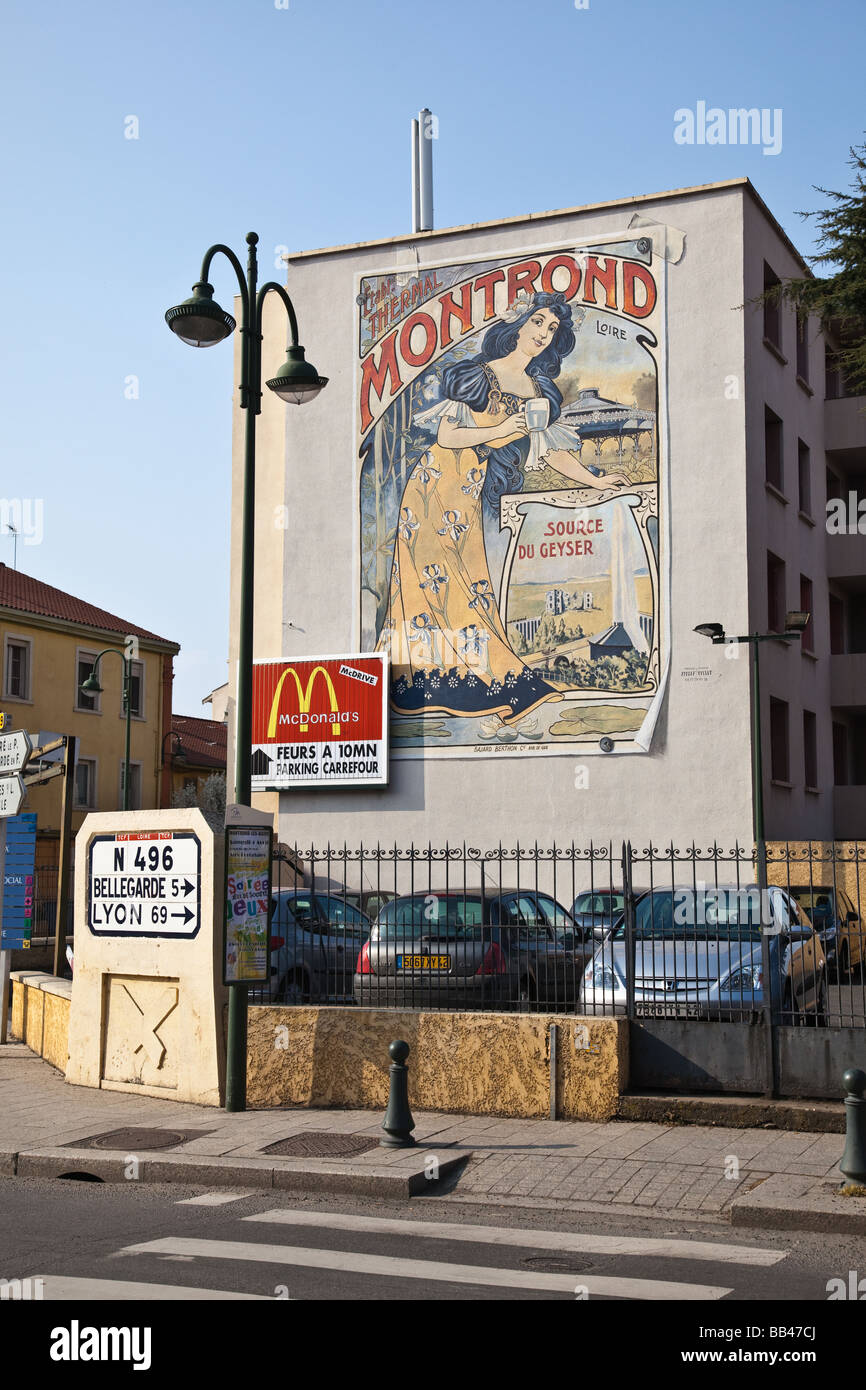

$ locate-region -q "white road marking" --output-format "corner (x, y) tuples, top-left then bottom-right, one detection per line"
(175, 1193), (250, 1207)
(21, 1275), (270, 1301)
(244, 1208), (787, 1267)
(118, 1237), (732, 1300)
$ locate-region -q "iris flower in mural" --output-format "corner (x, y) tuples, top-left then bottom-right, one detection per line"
(398, 507), (420, 545)
(468, 579), (493, 612)
(419, 563), (448, 596)
(379, 291), (630, 723)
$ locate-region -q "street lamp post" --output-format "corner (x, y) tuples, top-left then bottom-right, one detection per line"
(80, 642), (135, 811)
(165, 233), (326, 1112)
(694, 612), (810, 846)
(695, 611), (810, 1097)
(161, 730), (188, 808)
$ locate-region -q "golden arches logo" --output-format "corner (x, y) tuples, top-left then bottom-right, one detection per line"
(266, 666), (341, 740)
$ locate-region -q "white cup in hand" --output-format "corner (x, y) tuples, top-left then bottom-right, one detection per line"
(524, 398), (550, 431)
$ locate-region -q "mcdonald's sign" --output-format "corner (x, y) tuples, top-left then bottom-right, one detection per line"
(251, 654), (389, 789)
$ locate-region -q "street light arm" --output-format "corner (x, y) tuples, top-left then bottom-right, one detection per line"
(88, 644), (132, 675)
(724, 633), (803, 646)
(199, 244), (251, 326)
(83, 643), (133, 813)
(256, 282), (300, 348)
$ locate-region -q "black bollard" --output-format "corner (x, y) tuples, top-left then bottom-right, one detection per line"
(840, 1068), (866, 1187)
(381, 1039), (416, 1148)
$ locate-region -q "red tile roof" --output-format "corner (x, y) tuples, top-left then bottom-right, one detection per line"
(0, 564), (178, 648)
(172, 714), (227, 770)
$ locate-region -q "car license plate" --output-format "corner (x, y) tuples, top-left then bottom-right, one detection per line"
(396, 954), (451, 970)
(636, 1002), (701, 1019)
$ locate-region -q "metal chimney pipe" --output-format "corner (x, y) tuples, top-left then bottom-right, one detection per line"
(417, 107), (434, 231)
(411, 117), (421, 233)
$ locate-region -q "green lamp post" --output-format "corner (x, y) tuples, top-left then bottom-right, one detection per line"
(695, 611), (810, 1096)
(80, 641), (135, 811)
(165, 233), (326, 1112)
(694, 611), (810, 849)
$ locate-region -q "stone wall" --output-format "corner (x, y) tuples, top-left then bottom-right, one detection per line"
(10, 971), (71, 1073)
(247, 1006), (626, 1121)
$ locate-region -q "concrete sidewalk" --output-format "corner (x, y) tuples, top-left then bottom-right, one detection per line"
(1, 1042), (861, 1233)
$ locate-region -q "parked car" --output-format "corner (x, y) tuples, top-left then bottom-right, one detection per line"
(579, 885), (828, 1024)
(338, 889), (397, 921)
(787, 885), (863, 980)
(571, 890), (625, 941)
(354, 888), (591, 1009)
(267, 890), (372, 1003)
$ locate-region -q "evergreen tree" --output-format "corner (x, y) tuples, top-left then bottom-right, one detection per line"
(172, 772), (226, 834)
(757, 141), (866, 392)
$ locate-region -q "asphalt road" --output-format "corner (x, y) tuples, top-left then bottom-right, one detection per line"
(0, 1176), (862, 1304)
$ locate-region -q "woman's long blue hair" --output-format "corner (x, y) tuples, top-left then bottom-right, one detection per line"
(440, 291), (577, 518)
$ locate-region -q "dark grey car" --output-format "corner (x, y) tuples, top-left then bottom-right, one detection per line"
(267, 890), (371, 1003)
(354, 889), (591, 1010)
(571, 890), (626, 942)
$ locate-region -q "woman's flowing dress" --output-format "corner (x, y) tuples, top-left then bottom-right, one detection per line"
(379, 364), (564, 723)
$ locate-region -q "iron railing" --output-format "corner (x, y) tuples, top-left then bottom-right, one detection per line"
(250, 840), (866, 1029)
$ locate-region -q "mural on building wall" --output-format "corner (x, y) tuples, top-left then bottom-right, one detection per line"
(356, 235), (669, 759)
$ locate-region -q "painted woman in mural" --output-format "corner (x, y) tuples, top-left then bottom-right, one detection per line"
(380, 290), (631, 725)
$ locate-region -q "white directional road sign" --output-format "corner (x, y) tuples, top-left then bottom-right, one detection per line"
(88, 831), (201, 937)
(0, 731), (31, 775)
(0, 774), (26, 818)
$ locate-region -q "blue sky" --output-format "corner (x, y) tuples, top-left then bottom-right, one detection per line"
(2, 0), (863, 714)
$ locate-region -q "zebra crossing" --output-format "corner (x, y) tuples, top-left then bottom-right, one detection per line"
(26, 1202), (790, 1301)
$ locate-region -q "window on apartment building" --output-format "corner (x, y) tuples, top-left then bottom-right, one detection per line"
(849, 595), (866, 654)
(74, 758), (97, 809)
(852, 717), (866, 785)
(833, 722), (849, 786)
(75, 651), (99, 712)
(798, 441), (811, 516)
(803, 711), (818, 790)
(120, 761), (142, 811)
(829, 594), (845, 655)
(763, 263), (782, 350)
(770, 698), (790, 783)
(3, 637), (32, 700)
(825, 352), (851, 400)
(124, 660), (144, 719)
(767, 551), (786, 632)
(799, 575), (814, 652)
(796, 312), (809, 383)
(826, 468), (843, 504)
(765, 407), (783, 492)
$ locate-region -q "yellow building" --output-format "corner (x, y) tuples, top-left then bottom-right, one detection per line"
(0, 563), (180, 871)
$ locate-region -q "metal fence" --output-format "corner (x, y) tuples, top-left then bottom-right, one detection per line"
(251, 840), (866, 1031)
(26, 864), (74, 953)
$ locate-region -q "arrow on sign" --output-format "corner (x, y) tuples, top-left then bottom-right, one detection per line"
(171, 907), (195, 925)
(181, 878), (195, 896)
(0, 731), (32, 775)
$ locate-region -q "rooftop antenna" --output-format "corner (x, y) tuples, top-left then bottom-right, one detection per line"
(5, 524), (17, 570)
(411, 108), (434, 233)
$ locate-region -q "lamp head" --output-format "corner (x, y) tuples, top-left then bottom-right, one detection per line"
(80, 674), (103, 695)
(266, 345), (328, 404)
(784, 610), (810, 634)
(694, 622), (725, 642)
(165, 282), (236, 347)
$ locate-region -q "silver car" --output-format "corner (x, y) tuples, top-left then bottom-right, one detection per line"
(579, 884), (828, 1023)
